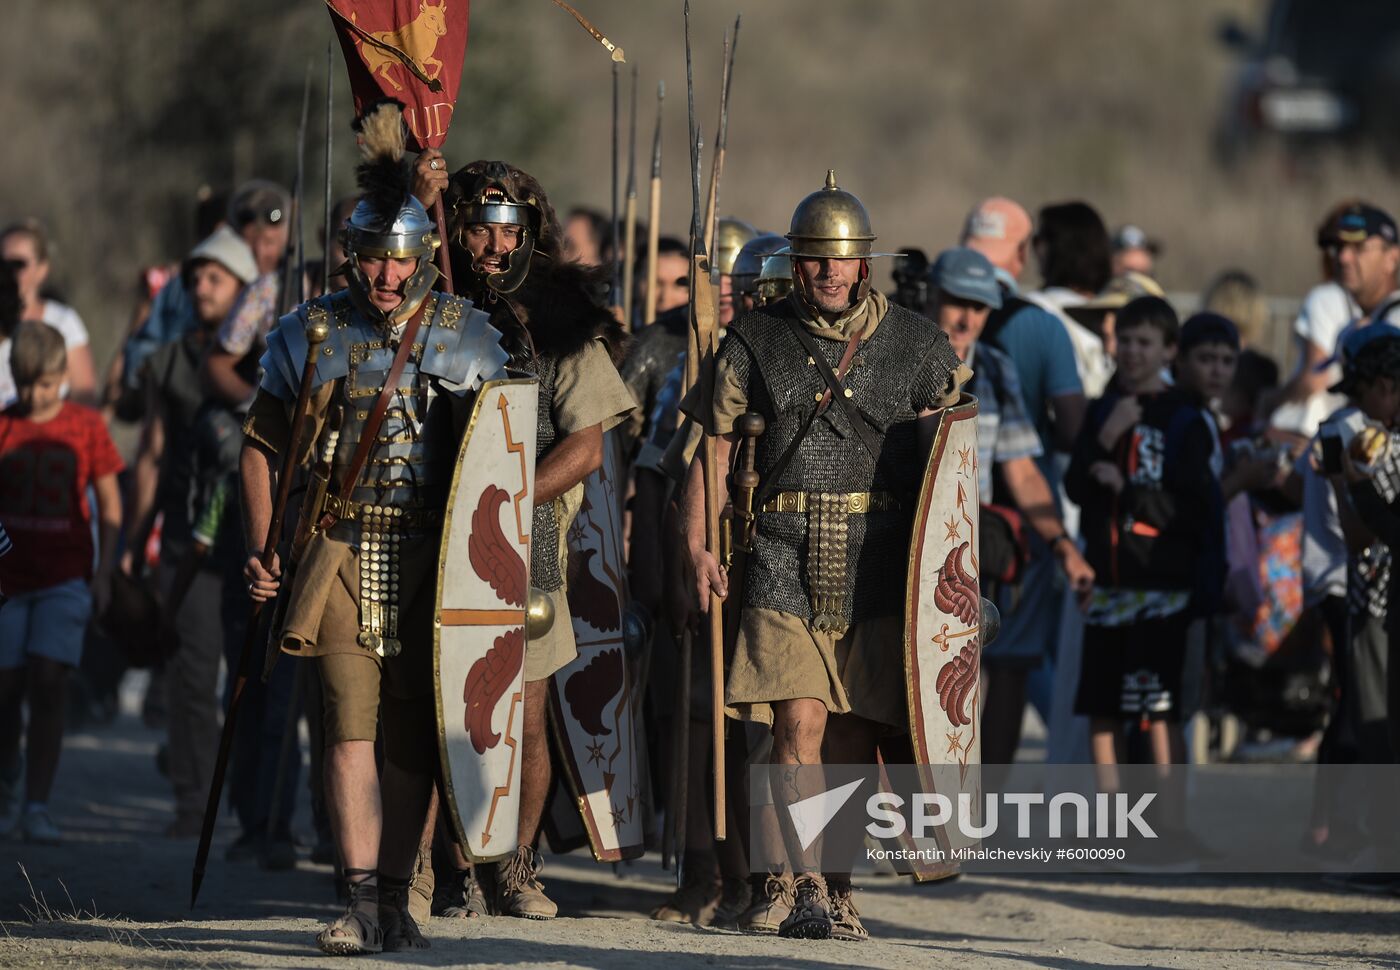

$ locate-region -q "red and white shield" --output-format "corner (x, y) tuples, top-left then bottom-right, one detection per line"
(434, 378), (538, 862)
(550, 431), (645, 861)
(904, 394), (983, 861)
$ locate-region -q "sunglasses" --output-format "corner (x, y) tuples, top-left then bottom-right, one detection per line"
(4, 258), (32, 271)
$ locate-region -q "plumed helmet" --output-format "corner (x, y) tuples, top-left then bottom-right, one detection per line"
(713, 217), (758, 276)
(341, 101), (440, 324)
(445, 160), (553, 295)
(785, 169), (882, 260)
(730, 232), (787, 295)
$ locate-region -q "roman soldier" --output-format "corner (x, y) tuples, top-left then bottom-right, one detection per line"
(240, 102), (509, 955)
(682, 171), (970, 941)
(729, 232), (789, 314)
(410, 153), (635, 919)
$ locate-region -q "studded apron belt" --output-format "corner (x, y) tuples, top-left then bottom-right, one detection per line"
(759, 490), (900, 634)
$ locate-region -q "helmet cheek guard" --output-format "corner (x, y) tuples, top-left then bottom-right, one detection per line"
(448, 162), (547, 297)
(340, 196), (442, 324)
(482, 228), (536, 295)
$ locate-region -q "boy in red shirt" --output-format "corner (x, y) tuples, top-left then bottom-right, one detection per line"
(0, 322), (123, 844)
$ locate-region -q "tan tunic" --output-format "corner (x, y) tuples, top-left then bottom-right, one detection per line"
(678, 294), (971, 729)
(525, 337), (636, 682)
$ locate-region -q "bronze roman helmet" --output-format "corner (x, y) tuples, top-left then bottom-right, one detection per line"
(712, 217), (758, 275)
(731, 231), (788, 297)
(755, 246), (794, 305)
(785, 169), (887, 260)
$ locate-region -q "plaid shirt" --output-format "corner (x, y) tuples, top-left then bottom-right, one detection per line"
(216, 272), (279, 358)
(966, 342), (1043, 498)
(1349, 428), (1400, 619)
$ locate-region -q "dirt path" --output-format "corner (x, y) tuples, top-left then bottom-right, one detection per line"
(1, 693), (1397, 969)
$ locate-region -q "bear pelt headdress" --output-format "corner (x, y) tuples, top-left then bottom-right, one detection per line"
(444, 160), (626, 367)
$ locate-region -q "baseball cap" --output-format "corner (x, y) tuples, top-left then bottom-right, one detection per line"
(1327, 321), (1400, 394)
(185, 225), (259, 285)
(960, 197), (1032, 270)
(927, 247), (1003, 310)
(1113, 224), (1161, 255)
(1317, 203), (1398, 248)
(1179, 312), (1241, 354)
(1078, 271), (1166, 310)
(228, 179), (291, 231)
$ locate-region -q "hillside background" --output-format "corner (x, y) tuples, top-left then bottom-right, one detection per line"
(5, 0), (1396, 370)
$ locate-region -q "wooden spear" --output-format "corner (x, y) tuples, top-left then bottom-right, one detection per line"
(643, 82), (664, 326)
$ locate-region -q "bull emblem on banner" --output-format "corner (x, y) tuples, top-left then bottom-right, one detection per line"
(352, 0), (449, 92)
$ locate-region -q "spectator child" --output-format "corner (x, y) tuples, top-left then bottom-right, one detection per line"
(0, 322), (123, 843)
(1066, 297), (1223, 767)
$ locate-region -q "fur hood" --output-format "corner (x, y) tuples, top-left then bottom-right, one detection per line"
(478, 257), (628, 368)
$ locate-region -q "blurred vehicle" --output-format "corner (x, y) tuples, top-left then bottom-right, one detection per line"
(1215, 0), (1400, 164)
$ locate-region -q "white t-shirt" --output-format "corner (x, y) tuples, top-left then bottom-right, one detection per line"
(1297, 404), (1367, 605)
(0, 300), (92, 407)
(1025, 287), (1113, 398)
(1273, 282), (1359, 438)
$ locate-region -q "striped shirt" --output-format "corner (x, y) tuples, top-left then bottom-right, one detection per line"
(966, 342), (1044, 498)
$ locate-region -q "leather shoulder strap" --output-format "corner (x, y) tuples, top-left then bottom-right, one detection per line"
(323, 298), (431, 522)
(785, 318), (882, 463)
(749, 323), (870, 516)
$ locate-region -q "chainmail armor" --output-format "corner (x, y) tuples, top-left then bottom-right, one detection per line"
(724, 300), (960, 625)
(511, 351), (564, 592)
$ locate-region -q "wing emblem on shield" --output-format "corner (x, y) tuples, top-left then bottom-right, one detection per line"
(551, 431), (645, 861)
(436, 379), (538, 861)
(902, 395), (983, 874)
(907, 398), (983, 778)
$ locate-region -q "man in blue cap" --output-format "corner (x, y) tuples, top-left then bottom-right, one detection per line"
(924, 248), (1094, 766)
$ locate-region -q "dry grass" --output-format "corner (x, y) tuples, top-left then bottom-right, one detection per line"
(5, 864), (232, 970)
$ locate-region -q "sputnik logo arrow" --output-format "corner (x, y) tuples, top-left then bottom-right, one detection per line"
(786, 778), (864, 851)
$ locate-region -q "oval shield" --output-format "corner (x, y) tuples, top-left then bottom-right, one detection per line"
(434, 378), (539, 861)
(904, 394), (982, 864)
(550, 431), (645, 861)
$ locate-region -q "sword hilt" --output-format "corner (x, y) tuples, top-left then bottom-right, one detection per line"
(732, 412), (765, 552)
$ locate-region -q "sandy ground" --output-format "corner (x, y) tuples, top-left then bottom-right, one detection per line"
(1, 690), (1398, 969)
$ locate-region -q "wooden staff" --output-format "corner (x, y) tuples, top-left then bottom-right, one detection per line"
(433, 199), (455, 294)
(643, 82), (664, 326)
(322, 42), (335, 295)
(621, 65), (639, 330)
(278, 65), (312, 316)
(191, 314), (330, 908)
(610, 61), (622, 310)
(683, 0), (727, 844)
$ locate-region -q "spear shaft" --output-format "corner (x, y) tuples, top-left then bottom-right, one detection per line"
(702, 17), (739, 278)
(621, 65), (639, 330)
(643, 82), (664, 327)
(279, 64), (312, 315)
(683, 0), (726, 846)
(322, 43), (334, 295)
(610, 61), (622, 310)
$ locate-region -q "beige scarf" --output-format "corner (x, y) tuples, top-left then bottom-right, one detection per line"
(788, 284), (889, 342)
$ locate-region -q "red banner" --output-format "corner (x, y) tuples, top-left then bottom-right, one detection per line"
(326, 0), (471, 151)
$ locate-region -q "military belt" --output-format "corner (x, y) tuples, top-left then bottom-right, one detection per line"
(760, 490), (899, 515)
(319, 494), (443, 530)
